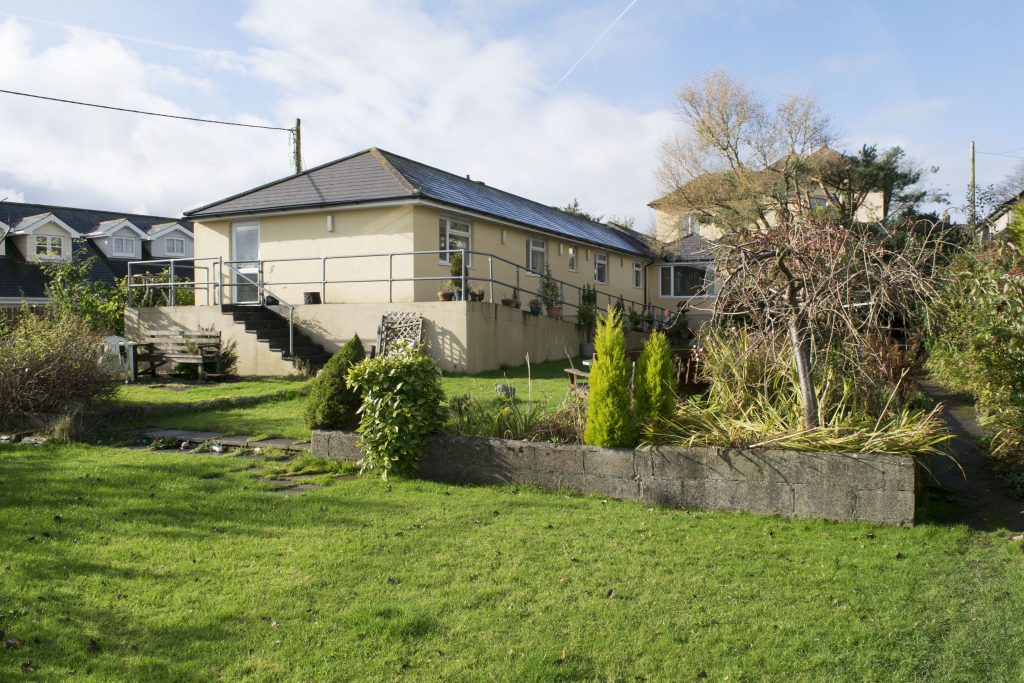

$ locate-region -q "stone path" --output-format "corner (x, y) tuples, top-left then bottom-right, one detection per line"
(920, 381), (1024, 531)
(142, 428), (310, 453)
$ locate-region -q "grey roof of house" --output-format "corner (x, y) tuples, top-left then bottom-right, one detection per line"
(186, 148), (653, 256)
(658, 233), (717, 263)
(0, 201), (193, 300)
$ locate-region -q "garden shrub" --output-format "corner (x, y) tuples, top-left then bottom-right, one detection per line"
(304, 335), (366, 430)
(346, 341), (445, 479)
(0, 309), (113, 428)
(584, 307), (637, 447)
(634, 330), (675, 431)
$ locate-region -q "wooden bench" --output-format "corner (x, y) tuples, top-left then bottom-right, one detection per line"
(130, 331), (222, 381)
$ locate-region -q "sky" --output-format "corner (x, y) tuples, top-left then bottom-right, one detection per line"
(0, 0), (1021, 226)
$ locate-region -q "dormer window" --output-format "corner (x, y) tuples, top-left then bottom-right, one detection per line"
(113, 236), (136, 258)
(35, 235), (64, 259)
(166, 237), (185, 256)
(680, 215), (700, 237)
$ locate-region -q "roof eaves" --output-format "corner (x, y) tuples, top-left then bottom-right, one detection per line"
(187, 194), (419, 220)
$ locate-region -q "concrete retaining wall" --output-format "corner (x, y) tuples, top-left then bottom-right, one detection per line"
(312, 430), (918, 526)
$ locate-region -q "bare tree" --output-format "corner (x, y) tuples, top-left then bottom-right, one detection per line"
(656, 70), (835, 234)
(712, 214), (952, 428)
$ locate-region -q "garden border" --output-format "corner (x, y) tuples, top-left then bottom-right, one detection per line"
(312, 431), (919, 526)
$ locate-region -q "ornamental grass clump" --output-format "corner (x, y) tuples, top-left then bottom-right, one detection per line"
(584, 307), (637, 447)
(346, 341), (445, 479)
(634, 330), (675, 433)
(304, 335), (366, 430)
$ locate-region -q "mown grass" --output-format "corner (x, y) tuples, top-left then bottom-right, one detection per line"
(113, 377), (310, 406)
(1, 442), (1023, 681)
(136, 359), (576, 441)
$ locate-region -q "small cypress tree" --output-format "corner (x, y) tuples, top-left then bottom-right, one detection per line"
(304, 334), (366, 430)
(584, 307), (637, 447)
(634, 330), (676, 429)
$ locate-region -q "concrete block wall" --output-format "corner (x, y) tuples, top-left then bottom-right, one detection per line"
(311, 431), (918, 526)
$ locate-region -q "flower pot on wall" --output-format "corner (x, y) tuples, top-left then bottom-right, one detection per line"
(546, 307), (561, 319)
(438, 291), (455, 301)
(529, 306), (541, 316)
(501, 298), (516, 307)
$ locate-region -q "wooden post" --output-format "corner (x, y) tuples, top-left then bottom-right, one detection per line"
(293, 118), (303, 174)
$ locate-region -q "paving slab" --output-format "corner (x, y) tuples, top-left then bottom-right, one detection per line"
(249, 438), (311, 452)
(144, 428), (225, 442)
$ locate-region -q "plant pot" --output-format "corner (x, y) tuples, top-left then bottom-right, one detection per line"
(469, 292), (485, 302)
(529, 306), (541, 316)
(438, 291), (455, 301)
(501, 298), (516, 307)
(546, 307), (561, 319)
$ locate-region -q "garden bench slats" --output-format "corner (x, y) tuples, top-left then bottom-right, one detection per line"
(129, 331), (222, 381)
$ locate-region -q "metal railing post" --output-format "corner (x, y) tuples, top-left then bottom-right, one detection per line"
(289, 308), (295, 357)
(515, 266), (521, 306)
(217, 256), (223, 305)
(321, 256), (327, 304)
(487, 257), (493, 303)
(387, 253), (393, 303)
(258, 260), (264, 304)
(461, 249), (468, 301)
(169, 261), (176, 307)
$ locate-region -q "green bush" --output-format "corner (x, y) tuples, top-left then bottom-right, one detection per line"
(346, 341), (445, 479)
(634, 330), (675, 430)
(304, 335), (366, 430)
(584, 307), (637, 447)
(0, 309), (114, 427)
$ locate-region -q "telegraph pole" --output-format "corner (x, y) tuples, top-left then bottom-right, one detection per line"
(969, 140), (976, 234)
(293, 118), (303, 174)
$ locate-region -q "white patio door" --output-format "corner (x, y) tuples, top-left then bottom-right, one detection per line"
(231, 222), (261, 304)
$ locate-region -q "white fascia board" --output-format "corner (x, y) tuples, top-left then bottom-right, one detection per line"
(147, 223), (193, 240)
(85, 219), (150, 240)
(13, 213), (82, 237)
(188, 198), (420, 222)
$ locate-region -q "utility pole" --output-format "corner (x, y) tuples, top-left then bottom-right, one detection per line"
(969, 140), (976, 235)
(293, 118), (303, 174)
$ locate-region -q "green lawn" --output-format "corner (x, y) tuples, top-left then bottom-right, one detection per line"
(2, 443), (1023, 681)
(134, 359), (577, 441)
(113, 377), (310, 406)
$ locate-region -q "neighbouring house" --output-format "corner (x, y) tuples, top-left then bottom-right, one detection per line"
(0, 201), (194, 307)
(981, 189), (1024, 239)
(125, 147), (718, 375)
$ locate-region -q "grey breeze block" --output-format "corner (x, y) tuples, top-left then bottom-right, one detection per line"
(310, 430), (918, 526)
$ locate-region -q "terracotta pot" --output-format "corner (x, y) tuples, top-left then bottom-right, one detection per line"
(501, 298), (516, 307)
(546, 307), (561, 319)
(438, 291), (455, 301)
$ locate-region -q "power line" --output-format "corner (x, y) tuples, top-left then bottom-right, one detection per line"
(0, 88), (293, 132)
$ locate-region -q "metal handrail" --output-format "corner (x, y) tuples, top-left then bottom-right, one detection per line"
(128, 248), (715, 330)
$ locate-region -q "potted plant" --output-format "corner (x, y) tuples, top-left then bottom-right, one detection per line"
(501, 287), (519, 307)
(528, 297), (542, 316)
(468, 287), (485, 302)
(628, 307), (643, 331)
(438, 280), (456, 301)
(539, 264), (561, 318)
(449, 251), (464, 300)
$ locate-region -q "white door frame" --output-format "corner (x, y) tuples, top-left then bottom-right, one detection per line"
(231, 221), (261, 304)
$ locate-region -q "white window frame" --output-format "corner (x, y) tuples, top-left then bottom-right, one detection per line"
(34, 235), (64, 259)
(632, 260), (643, 289)
(659, 263), (714, 298)
(594, 251), (608, 284)
(166, 237), (186, 256)
(438, 216), (472, 266)
(112, 236), (136, 258)
(680, 215), (700, 237)
(567, 245), (577, 272)
(526, 237), (546, 275)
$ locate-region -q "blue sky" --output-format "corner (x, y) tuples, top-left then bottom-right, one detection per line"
(0, 0), (1019, 223)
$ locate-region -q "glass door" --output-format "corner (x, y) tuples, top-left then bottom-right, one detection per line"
(231, 222), (260, 304)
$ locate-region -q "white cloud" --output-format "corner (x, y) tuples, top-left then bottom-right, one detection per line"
(0, 188), (26, 203)
(0, 3), (675, 222)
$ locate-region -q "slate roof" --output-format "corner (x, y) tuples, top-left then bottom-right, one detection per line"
(0, 201), (193, 301)
(186, 148), (652, 256)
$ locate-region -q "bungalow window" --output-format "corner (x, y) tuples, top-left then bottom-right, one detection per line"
(34, 235), (63, 258)
(594, 251), (608, 284)
(526, 237), (546, 274)
(632, 260), (643, 289)
(113, 237), (136, 257)
(567, 246), (578, 272)
(438, 217), (472, 266)
(660, 264), (712, 297)
(166, 237), (186, 256)
(680, 215), (700, 237)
